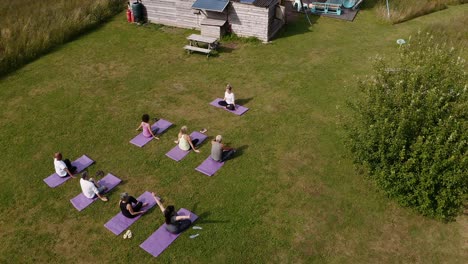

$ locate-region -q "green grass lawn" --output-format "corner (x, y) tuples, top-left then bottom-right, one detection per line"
(0, 4), (467, 263)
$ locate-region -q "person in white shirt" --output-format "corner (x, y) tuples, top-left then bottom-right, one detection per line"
(80, 171), (108, 201)
(54, 152), (77, 178)
(218, 84), (236, 111)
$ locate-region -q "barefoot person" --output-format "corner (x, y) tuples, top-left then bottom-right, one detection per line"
(174, 126), (200, 153)
(136, 114), (159, 139)
(218, 84), (236, 111)
(151, 192), (192, 234)
(211, 135), (236, 162)
(54, 152), (77, 178)
(80, 171), (108, 202)
(119, 192), (149, 218)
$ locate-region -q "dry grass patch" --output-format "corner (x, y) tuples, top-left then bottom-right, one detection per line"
(0, 0), (125, 76)
(375, 0), (467, 23)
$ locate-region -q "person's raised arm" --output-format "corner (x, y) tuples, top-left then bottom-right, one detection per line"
(152, 192), (165, 213)
(187, 135), (200, 153)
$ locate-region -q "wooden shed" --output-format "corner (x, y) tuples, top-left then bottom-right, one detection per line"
(144, 0), (285, 42)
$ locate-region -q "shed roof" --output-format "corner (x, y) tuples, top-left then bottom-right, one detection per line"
(192, 0), (230, 12)
(232, 0), (277, 8)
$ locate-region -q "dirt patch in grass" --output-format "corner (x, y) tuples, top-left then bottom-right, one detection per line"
(28, 83), (58, 97)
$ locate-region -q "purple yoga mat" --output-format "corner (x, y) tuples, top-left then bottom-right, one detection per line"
(130, 119), (173, 147)
(140, 208), (198, 257)
(104, 191), (157, 235)
(70, 173), (122, 211)
(165, 131), (207, 161)
(195, 156), (224, 176)
(43, 155), (95, 188)
(209, 98), (249, 116)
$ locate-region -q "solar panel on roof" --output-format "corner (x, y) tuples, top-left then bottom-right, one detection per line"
(240, 0), (255, 4)
(192, 0), (230, 12)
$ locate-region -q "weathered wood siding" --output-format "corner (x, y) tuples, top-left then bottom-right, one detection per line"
(268, 4), (285, 39)
(201, 24), (221, 38)
(145, 0), (202, 29)
(228, 2), (269, 42)
(144, 0), (284, 41)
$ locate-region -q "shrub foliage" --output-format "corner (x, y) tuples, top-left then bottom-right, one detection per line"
(347, 33), (467, 220)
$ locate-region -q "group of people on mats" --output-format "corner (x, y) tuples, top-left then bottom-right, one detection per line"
(52, 85), (239, 234)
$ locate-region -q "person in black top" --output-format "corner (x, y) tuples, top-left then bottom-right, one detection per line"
(151, 192), (192, 234)
(119, 192), (148, 218)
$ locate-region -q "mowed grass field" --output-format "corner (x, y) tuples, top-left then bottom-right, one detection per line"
(0, 4), (467, 263)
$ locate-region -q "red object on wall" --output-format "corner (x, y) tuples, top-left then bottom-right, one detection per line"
(127, 9), (133, 23)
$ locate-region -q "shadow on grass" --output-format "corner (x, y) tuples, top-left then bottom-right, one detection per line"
(195, 211), (230, 224)
(360, 0), (380, 10)
(218, 46), (235, 54)
(270, 2), (320, 41)
(236, 97), (253, 106)
(231, 145), (248, 160)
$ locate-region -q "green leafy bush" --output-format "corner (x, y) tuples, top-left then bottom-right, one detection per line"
(346, 33), (467, 220)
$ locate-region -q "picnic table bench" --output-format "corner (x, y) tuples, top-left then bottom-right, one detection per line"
(184, 34), (219, 57)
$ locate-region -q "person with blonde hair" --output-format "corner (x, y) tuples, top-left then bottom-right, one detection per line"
(218, 84), (236, 111)
(174, 126), (200, 153)
(211, 135), (236, 162)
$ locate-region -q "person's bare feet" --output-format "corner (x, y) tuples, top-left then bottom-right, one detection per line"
(101, 197), (108, 202)
(200, 128), (207, 134)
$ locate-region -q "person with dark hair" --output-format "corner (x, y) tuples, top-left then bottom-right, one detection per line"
(218, 84), (236, 111)
(151, 192), (192, 234)
(80, 171), (108, 202)
(119, 192), (149, 218)
(174, 126), (200, 153)
(53, 152), (77, 178)
(136, 114), (159, 139)
(211, 135), (236, 162)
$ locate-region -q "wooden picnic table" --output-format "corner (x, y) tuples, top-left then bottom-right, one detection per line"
(187, 34), (219, 50)
(184, 34), (219, 57)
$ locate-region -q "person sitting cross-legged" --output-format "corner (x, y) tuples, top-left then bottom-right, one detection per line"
(136, 114), (159, 139)
(54, 152), (77, 178)
(174, 126), (200, 153)
(119, 192), (149, 218)
(211, 135), (236, 162)
(218, 84), (236, 111)
(80, 171), (108, 202)
(151, 192), (192, 234)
